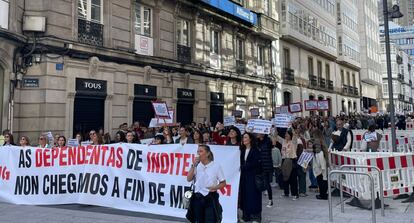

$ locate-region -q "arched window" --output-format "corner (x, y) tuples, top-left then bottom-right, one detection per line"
(327, 97), (332, 117)
(309, 94), (315, 116)
(318, 95), (324, 116)
(283, 91), (292, 106)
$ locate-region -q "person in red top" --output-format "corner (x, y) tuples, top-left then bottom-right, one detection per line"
(212, 123), (241, 146)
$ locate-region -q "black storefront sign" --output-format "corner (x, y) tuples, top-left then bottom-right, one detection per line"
(177, 88), (194, 125)
(76, 78), (107, 97)
(74, 78), (107, 139)
(133, 84), (157, 126)
(210, 92), (224, 125)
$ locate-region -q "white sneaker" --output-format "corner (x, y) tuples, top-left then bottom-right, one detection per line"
(266, 200), (273, 208)
(292, 196), (299, 201)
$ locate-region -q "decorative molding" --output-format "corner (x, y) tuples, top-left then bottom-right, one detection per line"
(88, 56), (100, 77)
(144, 66), (152, 82)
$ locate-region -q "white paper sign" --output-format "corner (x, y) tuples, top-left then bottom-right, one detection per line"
(235, 124), (246, 134)
(305, 100), (318, 111)
(152, 102), (170, 118)
(364, 132), (377, 142)
(297, 152), (313, 168)
(318, 100), (329, 110)
(223, 116), (236, 127)
(289, 103), (302, 113)
(272, 114), (294, 128)
(149, 111), (174, 127)
(80, 141), (92, 146)
(246, 119), (272, 134)
(67, 139), (79, 147)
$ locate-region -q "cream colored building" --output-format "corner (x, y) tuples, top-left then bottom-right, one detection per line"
(277, 0), (361, 116)
(0, 0), (279, 141)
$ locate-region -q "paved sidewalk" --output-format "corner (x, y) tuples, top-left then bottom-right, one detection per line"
(0, 187), (413, 223)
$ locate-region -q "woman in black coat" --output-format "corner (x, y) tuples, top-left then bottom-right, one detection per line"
(240, 132), (262, 222)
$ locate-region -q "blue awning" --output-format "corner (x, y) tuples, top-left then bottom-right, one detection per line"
(201, 0), (258, 25)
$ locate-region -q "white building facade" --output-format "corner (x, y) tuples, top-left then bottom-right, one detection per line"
(277, 0), (360, 116)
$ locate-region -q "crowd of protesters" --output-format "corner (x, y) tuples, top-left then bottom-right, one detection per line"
(2, 112), (414, 223)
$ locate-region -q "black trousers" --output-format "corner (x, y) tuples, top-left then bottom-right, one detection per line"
(283, 164), (298, 196)
(263, 171), (273, 200)
(317, 174), (328, 198)
(191, 192), (218, 223)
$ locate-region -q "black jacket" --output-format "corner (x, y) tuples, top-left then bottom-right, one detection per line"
(257, 136), (273, 173)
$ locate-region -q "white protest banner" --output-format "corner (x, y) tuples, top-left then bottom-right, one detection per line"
(152, 101), (170, 118)
(0, 144), (240, 222)
(297, 152), (313, 168)
(289, 102), (302, 113)
(317, 100), (329, 111)
(235, 124), (246, 134)
(223, 116), (236, 127)
(149, 111), (175, 127)
(246, 119), (272, 134)
(67, 139), (79, 147)
(272, 114), (294, 128)
(140, 138), (154, 145)
(304, 100), (318, 111)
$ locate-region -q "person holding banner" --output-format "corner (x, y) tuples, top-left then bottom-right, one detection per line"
(38, 134), (51, 148)
(126, 131), (140, 144)
(57, 136), (66, 147)
(240, 132), (262, 222)
(193, 129), (203, 144)
(162, 127), (175, 144)
(175, 127), (194, 145)
(89, 130), (103, 145)
(19, 136), (30, 147)
(3, 133), (15, 146)
(186, 144), (225, 223)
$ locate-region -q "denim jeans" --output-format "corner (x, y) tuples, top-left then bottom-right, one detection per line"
(308, 163), (318, 187)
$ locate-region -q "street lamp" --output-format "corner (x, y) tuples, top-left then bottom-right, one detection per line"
(383, 1), (403, 152)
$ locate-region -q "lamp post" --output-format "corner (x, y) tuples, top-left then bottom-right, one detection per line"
(383, 1), (403, 152)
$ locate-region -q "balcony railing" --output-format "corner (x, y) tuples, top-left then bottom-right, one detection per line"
(354, 87), (359, 96)
(283, 68), (295, 83)
(342, 85), (348, 94)
(328, 80), (334, 90)
(257, 13), (280, 39)
(410, 97), (413, 103)
(319, 77), (326, 88)
(410, 80), (413, 86)
(309, 75), (317, 87)
(398, 94), (404, 101)
(78, 19), (103, 46)
(236, 60), (246, 74)
(177, 45), (191, 64)
(398, 73), (403, 81)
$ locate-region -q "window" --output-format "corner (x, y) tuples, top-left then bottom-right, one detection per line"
(211, 30), (220, 54)
(317, 61), (322, 78)
(352, 73), (356, 87)
(340, 69), (344, 84)
(258, 46), (265, 66)
(283, 48), (290, 68)
(346, 71), (350, 85)
(236, 38), (244, 61)
(177, 19), (190, 46)
(263, 0), (270, 16)
(135, 2), (152, 37)
(0, 0), (9, 29)
(308, 57), (314, 75)
(325, 63), (330, 80)
(78, 0), (102, 23)
(283, 92), (292, 105)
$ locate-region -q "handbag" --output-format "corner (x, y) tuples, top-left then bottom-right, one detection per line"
(183, 181), (194, 209)
(255, 173), (266, 191)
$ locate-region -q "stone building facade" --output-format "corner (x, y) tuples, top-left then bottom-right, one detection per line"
(0, 0), (279, 140)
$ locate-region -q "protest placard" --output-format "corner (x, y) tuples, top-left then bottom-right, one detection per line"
(317, 100), (329, 111)
(152, 101), (170, 118)
(250, 108), (260, 117)
(235, 124), (246, 134)
(246, 119), (272, 134)
(67, 139), (79, 147)
(289, 102), (302, 113)
(272, 114), (294, 128)
(232, 110), (243, 117)
(223, 116), (236, 127)
(364, 132), (377, 142)
(297, 152), (313, 168)
(304, 100), (318, 111)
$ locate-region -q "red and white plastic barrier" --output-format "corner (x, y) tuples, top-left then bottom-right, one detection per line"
(330, 151), (414, 199)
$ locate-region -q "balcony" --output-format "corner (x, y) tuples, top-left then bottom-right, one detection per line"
(177, 45), (191, 64)
(410, 80), (413, 86)
(354, 87), (359, 96)
(328, 80), (334, 91)
(78, 19), (103, 46)
(309, 75), (317, 87)
(257, 13), (279, 40)
(410, 97), (413, 103)
(342, 85), (349, 94)
(319, 78), (326, 89)
(283, 68), (295, 83)
(236, 60), (246, 74)
(398, 94), (404, 101)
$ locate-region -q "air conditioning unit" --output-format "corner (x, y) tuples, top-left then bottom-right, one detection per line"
(23, 16), (46, 32)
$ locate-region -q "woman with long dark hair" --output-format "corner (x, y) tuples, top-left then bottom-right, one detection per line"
(239, 132), (262, 222)
(3, 133), (15, 146)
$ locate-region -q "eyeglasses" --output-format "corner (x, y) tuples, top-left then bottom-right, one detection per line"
(89, 132), (96, 136)
(39, 138), (45, 140)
